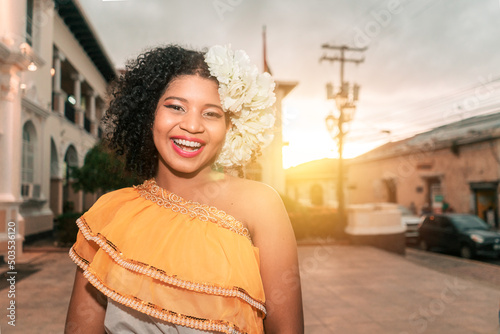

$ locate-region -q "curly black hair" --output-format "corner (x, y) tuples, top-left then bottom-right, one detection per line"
(103, 45), (216, 179)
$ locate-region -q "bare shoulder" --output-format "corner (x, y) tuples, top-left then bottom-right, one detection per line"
(224, 175), (284, 213)
(229, 175), (281, 202)
(222, 175), (290, 242)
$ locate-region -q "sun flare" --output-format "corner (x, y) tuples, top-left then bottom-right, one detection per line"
(282, 141), (381, 169)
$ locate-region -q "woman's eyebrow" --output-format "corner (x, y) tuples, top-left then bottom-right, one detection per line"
(163, 97), (223, 111)
(163, 96), (188, 103)
(205, 103), (224, 111)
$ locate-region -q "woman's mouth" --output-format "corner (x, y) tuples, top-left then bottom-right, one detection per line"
(173, 138), (202, 152)
(171, 138), (205, 158)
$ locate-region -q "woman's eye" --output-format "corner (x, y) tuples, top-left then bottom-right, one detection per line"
(166, 105), (184, 112)
(204, 111), (223, 118)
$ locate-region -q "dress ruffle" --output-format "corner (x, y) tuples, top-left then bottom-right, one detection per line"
(69, 180), (266, 334)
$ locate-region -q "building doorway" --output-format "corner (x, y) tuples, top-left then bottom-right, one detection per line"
(310, 184), (324, 206)
(425, 177), (443, 213)
(470, 182), (498, 228)
(383, 178), (397, 203)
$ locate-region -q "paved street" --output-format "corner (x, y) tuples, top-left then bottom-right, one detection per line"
(1, 243), (500, 333)
(300, 244), (500, 333)
(405, 247), (500, 290)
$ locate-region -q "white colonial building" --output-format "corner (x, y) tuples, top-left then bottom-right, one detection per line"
(0, 0), (116, 256)
(0, 0), (295, 259)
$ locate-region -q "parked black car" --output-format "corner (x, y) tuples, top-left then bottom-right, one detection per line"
(418, 213), (500, 259)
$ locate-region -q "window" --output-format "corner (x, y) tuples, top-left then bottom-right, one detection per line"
(22, 123), (35, 184)
(383, 178), (397, 203)
(26, 0), (34, 46)
(21, 121), (40, 198)
(310, 184), (324, 206)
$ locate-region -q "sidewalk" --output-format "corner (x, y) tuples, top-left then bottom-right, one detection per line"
(0, 244), (499, 333)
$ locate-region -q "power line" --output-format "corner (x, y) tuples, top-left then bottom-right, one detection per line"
(356, 77), (500, 126)
(346, 104), (500, 144)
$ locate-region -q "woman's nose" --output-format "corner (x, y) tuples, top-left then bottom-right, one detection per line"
(179, 112), (203, 133)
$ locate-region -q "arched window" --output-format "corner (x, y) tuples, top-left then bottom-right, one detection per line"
(383, 178), (397, 203)
(310, 184), (324, 206)
(50, 138), (59, 178)
(64, 145), (79, 183)
(21, 121), (38, 198)
(63, 145), (79, 212)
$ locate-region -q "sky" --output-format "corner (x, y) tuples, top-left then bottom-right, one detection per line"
(79, 0), (500, 168)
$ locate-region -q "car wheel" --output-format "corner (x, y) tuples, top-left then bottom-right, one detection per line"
(460, 245), (474, 259)
(419, 239), (429, 251)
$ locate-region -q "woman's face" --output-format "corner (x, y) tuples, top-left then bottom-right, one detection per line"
(153, 75), (228, 176)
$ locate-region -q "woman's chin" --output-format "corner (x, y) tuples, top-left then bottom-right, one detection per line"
(158, 160), (211, 177)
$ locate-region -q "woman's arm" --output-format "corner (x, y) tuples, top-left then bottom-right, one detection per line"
(65, 267), (107, 334)
(250, 185), (304, 333)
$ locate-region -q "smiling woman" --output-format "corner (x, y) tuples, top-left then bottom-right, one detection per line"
(153, 75), (228, 175)
(64, 45), (304, 334)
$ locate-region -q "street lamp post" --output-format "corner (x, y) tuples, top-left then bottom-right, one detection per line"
(321, 44), (365, 237)
(325, 85), (358, 237)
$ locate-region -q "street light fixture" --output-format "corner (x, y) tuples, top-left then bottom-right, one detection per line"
(342, 103), (356, 123)
(325, 112), (338, 137)
(334, 93), (348, 111)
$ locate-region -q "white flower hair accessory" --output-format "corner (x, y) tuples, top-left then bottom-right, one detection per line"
(204, 45), (276, 167)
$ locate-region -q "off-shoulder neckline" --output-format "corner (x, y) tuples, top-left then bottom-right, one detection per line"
(134, 179), (252, 242)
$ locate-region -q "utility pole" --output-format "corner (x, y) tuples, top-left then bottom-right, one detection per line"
(320, 44), (366, 237)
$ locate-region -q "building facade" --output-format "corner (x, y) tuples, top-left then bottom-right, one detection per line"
(0, 0), (116, 255)
(285, 158), (339, 208)
(348, 113), (500, 228)
(247, 81), (298, 194)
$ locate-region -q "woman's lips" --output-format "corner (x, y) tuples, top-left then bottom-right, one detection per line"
(171, 137), (205, 158)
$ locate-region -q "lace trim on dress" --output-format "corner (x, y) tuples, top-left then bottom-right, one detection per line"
(70, 247), (244, 334)
(134, 179), (252, 242)
(70, 217), (267, 316)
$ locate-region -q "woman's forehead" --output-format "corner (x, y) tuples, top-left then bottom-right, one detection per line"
(161, 75), (221, 104)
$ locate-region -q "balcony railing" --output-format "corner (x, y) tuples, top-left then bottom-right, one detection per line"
(64, 101), (75, 123)
(84, 116), (91, 133)
(21, 183), (41, 199)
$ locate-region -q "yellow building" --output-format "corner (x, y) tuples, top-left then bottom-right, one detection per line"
(285, 158), (339, 208)
(248, 81), (298, 194)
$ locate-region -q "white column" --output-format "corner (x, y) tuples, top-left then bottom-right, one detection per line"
(53, 50), (65, 115)
(53, 51), (63, 92)
(0, 65), (23, 203)
(88, 91), (98, 136)
(0, 2), (31, 256)
(0, 64), (24, 256)
(72, 73), (84, 128)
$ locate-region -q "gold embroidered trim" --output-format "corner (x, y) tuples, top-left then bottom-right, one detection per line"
(134, 179), (252, 241)
(73, 217), (267, 316)
(69, 249), (245, 334)
(69, 247), (89, 270)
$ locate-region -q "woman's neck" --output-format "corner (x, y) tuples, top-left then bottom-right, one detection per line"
(154, 164), (226, 202)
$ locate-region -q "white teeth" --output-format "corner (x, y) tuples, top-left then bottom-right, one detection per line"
(173, 138), (202, 148)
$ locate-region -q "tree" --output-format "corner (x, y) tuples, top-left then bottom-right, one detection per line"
(71, 141), (142, 193)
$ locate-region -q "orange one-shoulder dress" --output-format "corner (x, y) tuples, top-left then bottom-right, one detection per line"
(69, 179), (266, 334)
